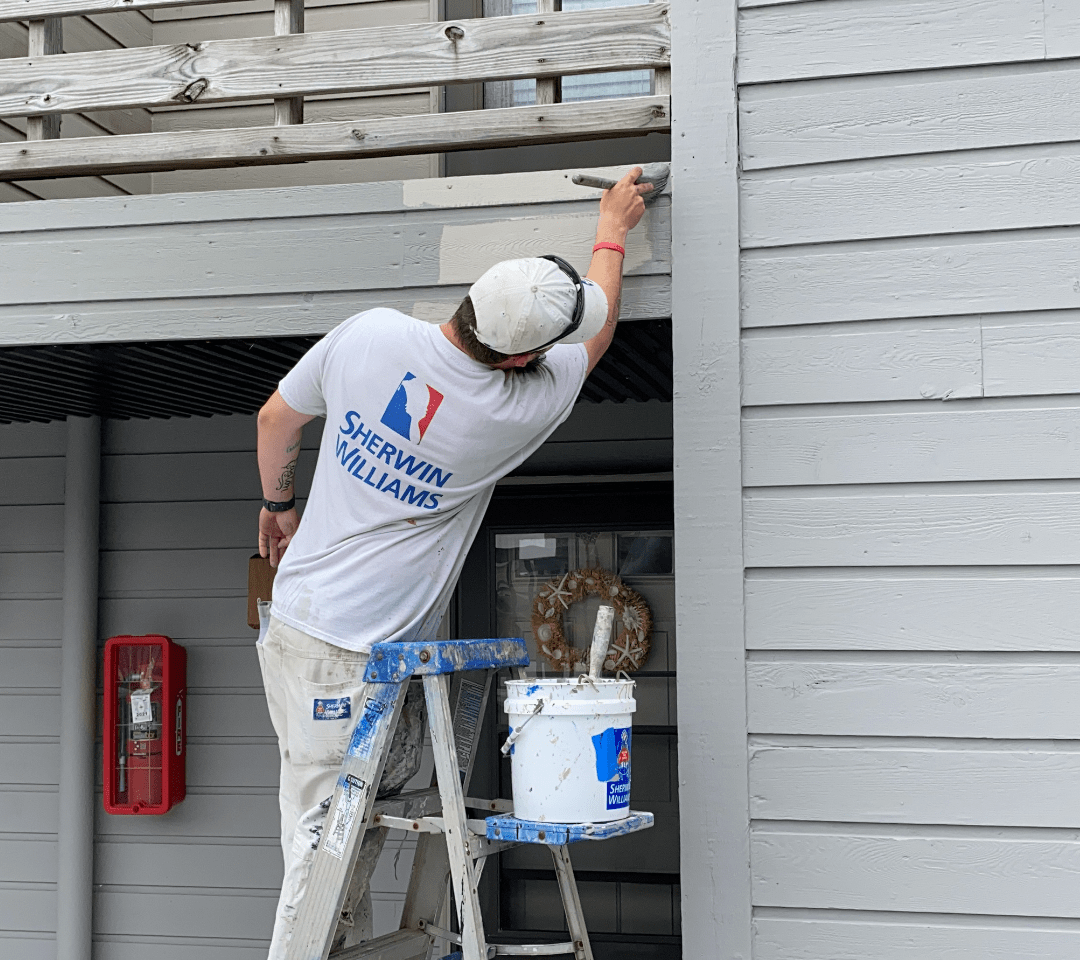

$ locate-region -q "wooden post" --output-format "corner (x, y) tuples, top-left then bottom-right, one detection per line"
(274, 0), (304, 125)
(671, 0), (751, 956)
(535, 0), (561, 106)
(26, 18), (62, 141)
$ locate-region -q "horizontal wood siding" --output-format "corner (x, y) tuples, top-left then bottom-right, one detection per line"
(738, 0), (1080, 954)
(0, 166), (671, 346)
(0, 421), (66, 955)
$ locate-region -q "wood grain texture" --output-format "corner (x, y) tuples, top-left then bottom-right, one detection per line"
(741, 231), (1080, 328)
(149, 0), (429, 45)
(745, 486), (1080, 567)
(0, 5), (670, 118)
(741, 148), (1080, 247)
(750, 739), (1080, 826)
(745, 570), (1080, 651)
(742, 322), (982, 405)
(0, 164), (652, 231)
(739, 63), (1080, 171)
(754, 913), (1080, 960)
(752, 825), (1080, 917)
(1, 202), (666, 305)
(0, 273), (669, 345)
(737, 0), (1043, 85)
(0, 96), (670, 181)
(984, 315), (1080, 397)
(747, 656), (1080, 737)
(744, 400), (1080, 486)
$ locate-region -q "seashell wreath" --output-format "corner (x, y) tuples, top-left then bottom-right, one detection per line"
(530, 567), (652, 673)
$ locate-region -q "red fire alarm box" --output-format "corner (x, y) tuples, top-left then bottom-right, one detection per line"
(103, 635), (186, 815)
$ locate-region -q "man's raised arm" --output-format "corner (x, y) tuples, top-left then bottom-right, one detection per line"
(583, 166), (653, 376)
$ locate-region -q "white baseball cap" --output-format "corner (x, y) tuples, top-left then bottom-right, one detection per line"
(468, 256), (609, 355)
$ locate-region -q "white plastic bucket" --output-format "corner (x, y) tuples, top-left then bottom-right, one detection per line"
(503, 677), (636, 823)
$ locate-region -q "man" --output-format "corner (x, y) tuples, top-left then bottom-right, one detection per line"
(256, 166), (651, 957)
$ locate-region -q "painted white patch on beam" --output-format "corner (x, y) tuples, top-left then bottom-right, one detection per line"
(402, 165), (639, 209)
(437, 212), (653, 285)
(409, 300), (458, 323)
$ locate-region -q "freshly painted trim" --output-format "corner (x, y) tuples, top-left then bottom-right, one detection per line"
(671, 0), (751, 956)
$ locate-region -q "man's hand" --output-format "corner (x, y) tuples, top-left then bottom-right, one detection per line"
(596, 165), (651, 238)
(259, 506), (300, 567)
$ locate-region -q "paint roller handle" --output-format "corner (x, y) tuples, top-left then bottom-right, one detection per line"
(589, 605), (615, 679)
(572, 174), (619, 191)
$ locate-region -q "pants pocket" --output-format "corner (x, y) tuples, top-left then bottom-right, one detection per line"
(290, 671), (368, 768)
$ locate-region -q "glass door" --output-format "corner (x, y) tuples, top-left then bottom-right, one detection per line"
(484, 519), (680, 959)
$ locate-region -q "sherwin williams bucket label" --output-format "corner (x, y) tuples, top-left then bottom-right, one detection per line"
(313, 696), (351, 721)
(592, 726), (632, 811)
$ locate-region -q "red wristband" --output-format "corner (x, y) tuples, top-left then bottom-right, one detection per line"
(593, 242), (626, 257)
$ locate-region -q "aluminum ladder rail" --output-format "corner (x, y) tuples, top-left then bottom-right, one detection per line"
(285, 638), (528, 960)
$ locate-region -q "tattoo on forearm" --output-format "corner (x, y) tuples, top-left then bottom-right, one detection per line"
(285, 438), (301, 454)
(276, 457), (297, 492)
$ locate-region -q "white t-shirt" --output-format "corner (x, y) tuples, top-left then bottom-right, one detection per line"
(271, 308), (588, 652)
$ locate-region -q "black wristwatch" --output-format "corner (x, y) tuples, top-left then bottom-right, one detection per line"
(262, 497), (296, 512)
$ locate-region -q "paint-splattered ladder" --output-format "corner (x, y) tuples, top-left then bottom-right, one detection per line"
(285, 638), (653, 960)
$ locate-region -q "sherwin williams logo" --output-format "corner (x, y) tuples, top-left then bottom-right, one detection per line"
(313, 697), (351, 721)
(380, 373), (444, 444)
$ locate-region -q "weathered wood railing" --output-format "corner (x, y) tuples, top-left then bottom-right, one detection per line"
(0, 2), (670, 181)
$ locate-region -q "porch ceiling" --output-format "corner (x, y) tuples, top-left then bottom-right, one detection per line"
(0, 319), (671, 424)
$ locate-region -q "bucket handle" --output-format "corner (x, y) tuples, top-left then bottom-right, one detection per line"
(500, 698), (544, 756)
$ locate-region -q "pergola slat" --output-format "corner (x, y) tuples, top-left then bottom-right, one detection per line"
(0, 0), (222, 23)
(0, 95), (670, 181)
(0, 5), (669, 118)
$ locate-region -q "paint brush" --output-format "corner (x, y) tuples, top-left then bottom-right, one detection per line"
(589, 605), (615, 680)
(572, 163), (670, 203)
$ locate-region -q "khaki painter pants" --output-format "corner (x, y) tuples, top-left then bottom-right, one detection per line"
(257, 610), (425, 959)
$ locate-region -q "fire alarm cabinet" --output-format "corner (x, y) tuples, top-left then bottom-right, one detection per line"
(103, 635), (186, 815)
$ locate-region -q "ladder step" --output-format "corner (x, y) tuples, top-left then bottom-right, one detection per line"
(365, 639), (528, 681)
(329, 927), (431, 960)
(485, 811), (654, 845)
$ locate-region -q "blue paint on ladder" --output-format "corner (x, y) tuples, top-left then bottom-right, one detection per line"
(364, 638), (529, 681)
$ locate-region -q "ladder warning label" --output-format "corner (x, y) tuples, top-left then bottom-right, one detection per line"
(452, 679), (485, 778)
(323, 774), (367, 860)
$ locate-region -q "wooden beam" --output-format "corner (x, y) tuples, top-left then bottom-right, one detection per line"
(0, 0), (216, 22)
(273, 0), (304, 127)
(535, 0), (561, 107)
(0, 4), (669, 119)
(0, 96), (670, 181)
(25, 18), (62, 141)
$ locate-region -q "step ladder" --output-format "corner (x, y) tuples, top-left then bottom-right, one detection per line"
(284, 638), (654, 960)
